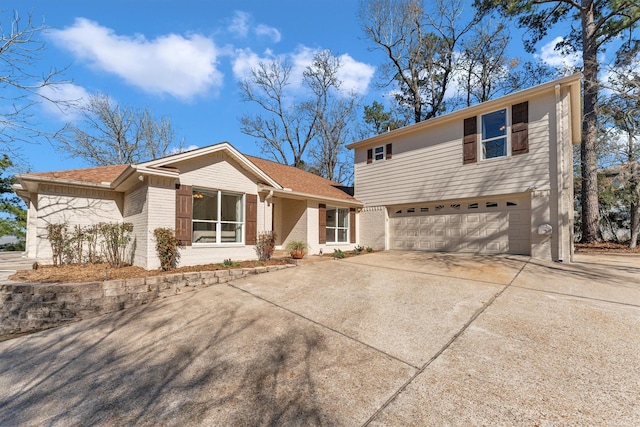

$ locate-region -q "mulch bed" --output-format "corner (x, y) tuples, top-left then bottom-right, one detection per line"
(8, 259), (291, 284)
(575, 242), (640, 254)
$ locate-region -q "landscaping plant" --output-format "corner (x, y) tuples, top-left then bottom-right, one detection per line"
(255, 231), (276, 261)
(153, 227), (181, 271)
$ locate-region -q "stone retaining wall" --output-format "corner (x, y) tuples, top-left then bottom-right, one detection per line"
(0, 264), (296, 336)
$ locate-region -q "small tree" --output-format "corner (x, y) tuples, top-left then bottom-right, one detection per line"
(153, 228), (181, 271)
(100, 222), (134, 268)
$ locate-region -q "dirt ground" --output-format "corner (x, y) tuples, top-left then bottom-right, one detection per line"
(574, 241), (640, 254)
(9, 259), (291, 284)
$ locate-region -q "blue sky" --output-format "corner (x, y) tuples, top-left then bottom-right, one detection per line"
(5, 0), (576, 173)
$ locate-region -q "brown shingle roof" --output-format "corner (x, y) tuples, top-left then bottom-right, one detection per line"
(25, 164), (129, 185)
(246, 156), (357, 202)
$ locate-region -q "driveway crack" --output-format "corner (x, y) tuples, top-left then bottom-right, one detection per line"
(361, 257), (531, 426)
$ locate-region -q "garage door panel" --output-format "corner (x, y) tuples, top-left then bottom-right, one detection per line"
(389, 198), (531, 255)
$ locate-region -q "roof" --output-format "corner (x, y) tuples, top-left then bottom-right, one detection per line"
(24, 164), (129, 185)
(16, 145), (357, 203)
(246, 156), (357, 202)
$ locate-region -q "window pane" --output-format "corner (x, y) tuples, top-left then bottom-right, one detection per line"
(483, 138), (507, 159)
(193, 189), (217, 221)
(337, 208), (349, 227)
(221, 222), (242, 243)
(482, 109), (506, 140)
(326, 228), (335, 243)
(193, 222), (216, 243)
(221, 193), (242, 221)
(326, 208), (336, 227)
(337, 229), (347, 242)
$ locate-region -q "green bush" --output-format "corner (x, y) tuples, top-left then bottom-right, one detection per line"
(153, 227), (181, 271)
(332, 249), (345, 259)
(100, 223), (134, 268)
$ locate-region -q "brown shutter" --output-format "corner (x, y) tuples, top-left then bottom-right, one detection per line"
(349, 208), (356, 243)
(512, 101), (529, 155)
(385, 143), (392, 160)
(245, 194), (257, 245)
(175, 184), (192, 246)
(463, 117), (477, 164)
(367, 148), (373, 164)
(319, 203), (326, 244)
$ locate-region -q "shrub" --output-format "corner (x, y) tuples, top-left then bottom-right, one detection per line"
(153, 227), (181, 271)
(255, 231), (276, 261)
(46, 223), (68, 266)
(332, 249), (345, 259)
(100, 222), (134, 268)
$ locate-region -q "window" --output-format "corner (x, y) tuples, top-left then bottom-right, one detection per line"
(481, 109), (507, 159)
(192, 188), (243, 244)
(374, 146), (385, 161)
(326, 206), (349, 243)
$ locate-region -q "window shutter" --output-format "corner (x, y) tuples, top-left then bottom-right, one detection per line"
(367, 148), (373, 164)
(385, 143), (392, 160)
(245, 194), (257, 245)
(319, 204), (326, 244)
(512, 101), (529, 155)
(463, 117), (477, 164)
(349, 208), (356, 243)
(175, 184), (192, 246)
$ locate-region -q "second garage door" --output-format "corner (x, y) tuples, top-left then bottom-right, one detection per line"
(389, 197), (531, 255)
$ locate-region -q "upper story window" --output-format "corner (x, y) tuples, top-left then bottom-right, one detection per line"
(192, 188), (243, 244)
(367, 143), (393, 164)
(481, 108), (507, 160)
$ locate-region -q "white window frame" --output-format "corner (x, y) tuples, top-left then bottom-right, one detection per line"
(480, 108), (509, 160)
(192, 188), (245, 245)
(373, 145), (385, 162)
(326, 206), (349, 243)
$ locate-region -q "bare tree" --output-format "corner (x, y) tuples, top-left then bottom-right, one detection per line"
(239, 59), (316, 167)
(239, 50), (360, 183)
(54, 93), (184, 166)
(360, 0), (483, 123)
(0, 9), (71, 153)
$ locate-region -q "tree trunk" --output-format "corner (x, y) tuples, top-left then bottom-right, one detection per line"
(580, 2), (602, 243)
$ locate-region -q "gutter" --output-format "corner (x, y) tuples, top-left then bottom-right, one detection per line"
(258, 185), (364, 207)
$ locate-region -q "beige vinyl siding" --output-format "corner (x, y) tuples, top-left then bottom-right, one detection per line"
(176, 152), (258, 194)
(144, 177), (178, 269)
(123, 182), (149, 268)
(354, 92), (556, 206)
(35, 184), (124, 263)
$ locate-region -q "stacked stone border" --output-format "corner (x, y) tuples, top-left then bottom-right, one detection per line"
(1, 264), (296, 336)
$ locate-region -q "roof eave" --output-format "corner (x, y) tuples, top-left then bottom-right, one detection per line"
(258, 184), (363, 207)
(346, 73), (583, 150)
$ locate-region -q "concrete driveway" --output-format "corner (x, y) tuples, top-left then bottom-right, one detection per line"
(0, 252), (638, 426)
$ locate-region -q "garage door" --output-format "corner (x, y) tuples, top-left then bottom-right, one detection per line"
(389, 197), (530, 255)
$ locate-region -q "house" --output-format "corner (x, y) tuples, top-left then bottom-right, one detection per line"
(346, 73), (581, 262)
(13, 143), (362, 269)
(14, 74), (580, 268)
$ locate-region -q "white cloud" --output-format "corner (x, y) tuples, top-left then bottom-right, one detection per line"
(231, 46), (375, 96)
(255, 24), (281, 43)
(50, 18), (223, 100)
(336, 53), (375, 95)
(228, 11), (250, 38)
(536, 37), (581, 71)
(38, 83), (91, 121)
